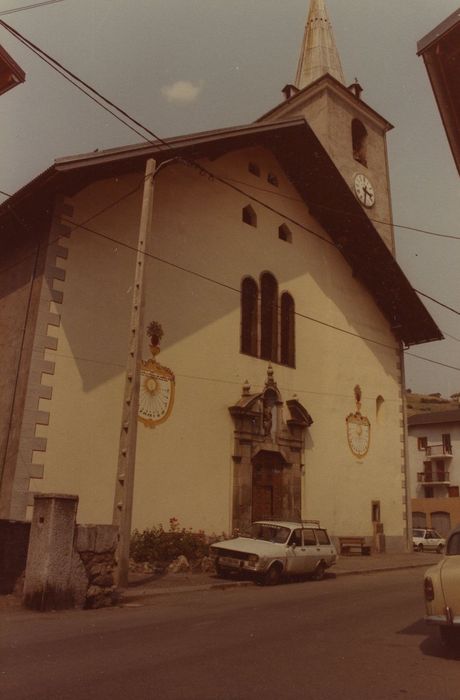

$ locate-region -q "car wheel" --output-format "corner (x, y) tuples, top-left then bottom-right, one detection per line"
(436, 544), (444, 554)
(311, 562), (326, 581)
(440, 626), (460, 648)
(417, 544), (424, 552)
(215, 564), (231, 579)
(262, 563), (282, 586)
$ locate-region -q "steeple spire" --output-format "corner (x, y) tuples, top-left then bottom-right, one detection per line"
(295, 0), (345, 90)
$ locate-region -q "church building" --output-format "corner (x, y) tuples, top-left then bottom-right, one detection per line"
(0, 1), (442, 552)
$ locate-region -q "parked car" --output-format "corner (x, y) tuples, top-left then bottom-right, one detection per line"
(412, 528), (445, 553)
(209, 520), (337, 585)
(424, 526), (460, 646)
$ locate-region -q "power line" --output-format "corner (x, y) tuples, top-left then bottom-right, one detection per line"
(414, 289), (460, 316)
(2, 18), (459, 247)
(53, 208), (407, 354)
(2, 161), (459, 375)
(1, 20), (458, 358)
(404, 352), (460, 373)
(0, 0), (65, 16)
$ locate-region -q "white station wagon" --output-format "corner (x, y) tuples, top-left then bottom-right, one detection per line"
(210, 520), (337, 585)
(424, 525), (460, 646)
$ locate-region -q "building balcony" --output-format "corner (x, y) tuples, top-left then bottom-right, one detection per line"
(425, 443), (453, 458)
(417, 471), (450, 485)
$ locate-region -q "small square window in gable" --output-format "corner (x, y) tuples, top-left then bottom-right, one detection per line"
(267, 173), (279, 187)
(242, 204), (257, 227)
(248, 162), (260, 177)
(278, 224), (292, 243)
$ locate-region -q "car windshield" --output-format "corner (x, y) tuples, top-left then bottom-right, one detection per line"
(447, 533), (460, 555)
(249, 524), (291, 544)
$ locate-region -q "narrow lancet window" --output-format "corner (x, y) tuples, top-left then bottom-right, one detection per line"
(241, 277), (258, 356)
(280, 293), (295, 367)
(260, 273), (278, 362)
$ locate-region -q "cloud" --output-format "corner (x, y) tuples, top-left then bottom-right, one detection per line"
(161, 80), (204, 104)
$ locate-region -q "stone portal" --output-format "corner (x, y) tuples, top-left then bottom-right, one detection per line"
(229, 366), (313, 532)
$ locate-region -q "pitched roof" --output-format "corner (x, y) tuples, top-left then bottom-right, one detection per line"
(0, 117), (442, 347)
(408, 408), (460, 426)
(0, 44), (25, 96)
(417, 9), (460, 175)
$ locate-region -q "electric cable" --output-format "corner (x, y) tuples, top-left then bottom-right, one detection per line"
(0, 20), (458, 365)
(0, 0), (65, 17)
(413, 290), (460, 316)
(1, 18), (459, 245)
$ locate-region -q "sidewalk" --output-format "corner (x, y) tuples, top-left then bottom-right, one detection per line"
(119, 551), (441, 606)
(0, 551), (441, 612)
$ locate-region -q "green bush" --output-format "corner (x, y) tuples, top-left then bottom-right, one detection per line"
(130, 517), (209, 565)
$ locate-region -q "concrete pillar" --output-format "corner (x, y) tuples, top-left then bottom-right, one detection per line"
(23, 493), (78, 611)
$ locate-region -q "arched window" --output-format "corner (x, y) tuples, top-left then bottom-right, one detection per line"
(242, 204), (257, 227)
(240, 272), (295, 366)
(376, 395), (384, 421)
(241, 277), (258, 357)
(412, 512), (427, 529)
(280, 292), (295, 367)
(260, 273), (278, 362)
(352, 118), (368, 167)
(431, 511), (451, 537)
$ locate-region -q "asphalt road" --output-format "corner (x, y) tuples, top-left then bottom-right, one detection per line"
(1, 569), (459, 700)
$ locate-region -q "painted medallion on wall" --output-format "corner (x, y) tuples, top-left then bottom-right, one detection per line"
(138, 321), (175, 428)
(346, 385), (370, 457)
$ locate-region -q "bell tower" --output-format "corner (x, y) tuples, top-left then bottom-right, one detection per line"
(258, 0), (395, 252)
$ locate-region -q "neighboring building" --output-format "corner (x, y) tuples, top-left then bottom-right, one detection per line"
(0, 1), (442, 551)
(409, 409), (460, 536)
(0, 45), (25, 97)
(417, 8), (460, 174)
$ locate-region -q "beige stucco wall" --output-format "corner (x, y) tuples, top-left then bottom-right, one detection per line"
(26, 145), (406, 547)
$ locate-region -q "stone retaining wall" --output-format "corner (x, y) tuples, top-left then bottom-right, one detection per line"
(0, 519), (30, 594)
(71, 524), (119, 608)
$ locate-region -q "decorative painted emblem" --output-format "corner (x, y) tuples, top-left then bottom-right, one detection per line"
(346, 385), (370, 457)
(138, 321), (175, 428)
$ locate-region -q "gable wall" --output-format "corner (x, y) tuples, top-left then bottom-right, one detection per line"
(19, 146), (407, 548)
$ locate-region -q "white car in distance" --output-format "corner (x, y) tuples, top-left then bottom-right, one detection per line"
(210, 520), (337, 585)
(413, 528), (445, 553)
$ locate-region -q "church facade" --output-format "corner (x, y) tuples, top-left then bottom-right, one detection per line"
(0, 1), (442, 551)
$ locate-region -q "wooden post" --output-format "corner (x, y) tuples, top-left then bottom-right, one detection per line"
(112, 158), (156, 586)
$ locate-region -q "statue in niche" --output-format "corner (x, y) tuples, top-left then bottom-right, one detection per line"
(262, 391), (276, 438)
(263, 404), (272, 436)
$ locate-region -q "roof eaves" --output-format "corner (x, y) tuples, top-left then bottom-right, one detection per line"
(408, 408), (460, 426)
(256, 73), (394, 131)
(54, 118), (307, 172)
(417, 8), (460, 55)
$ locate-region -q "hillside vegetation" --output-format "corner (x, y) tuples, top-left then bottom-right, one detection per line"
(406, 390), (459, 417)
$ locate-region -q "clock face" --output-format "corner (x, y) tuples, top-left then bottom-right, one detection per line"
(346, 413), (370, 457)
(138, 364), (175, 427)
(354, 173), (375, 208)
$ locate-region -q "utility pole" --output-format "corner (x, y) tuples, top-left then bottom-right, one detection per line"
(112, 158), (156, 586)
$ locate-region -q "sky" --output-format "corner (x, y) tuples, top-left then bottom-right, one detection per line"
(0, 0), (459, 397)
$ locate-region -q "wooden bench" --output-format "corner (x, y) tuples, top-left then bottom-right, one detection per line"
(338, 537), (371, 556)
